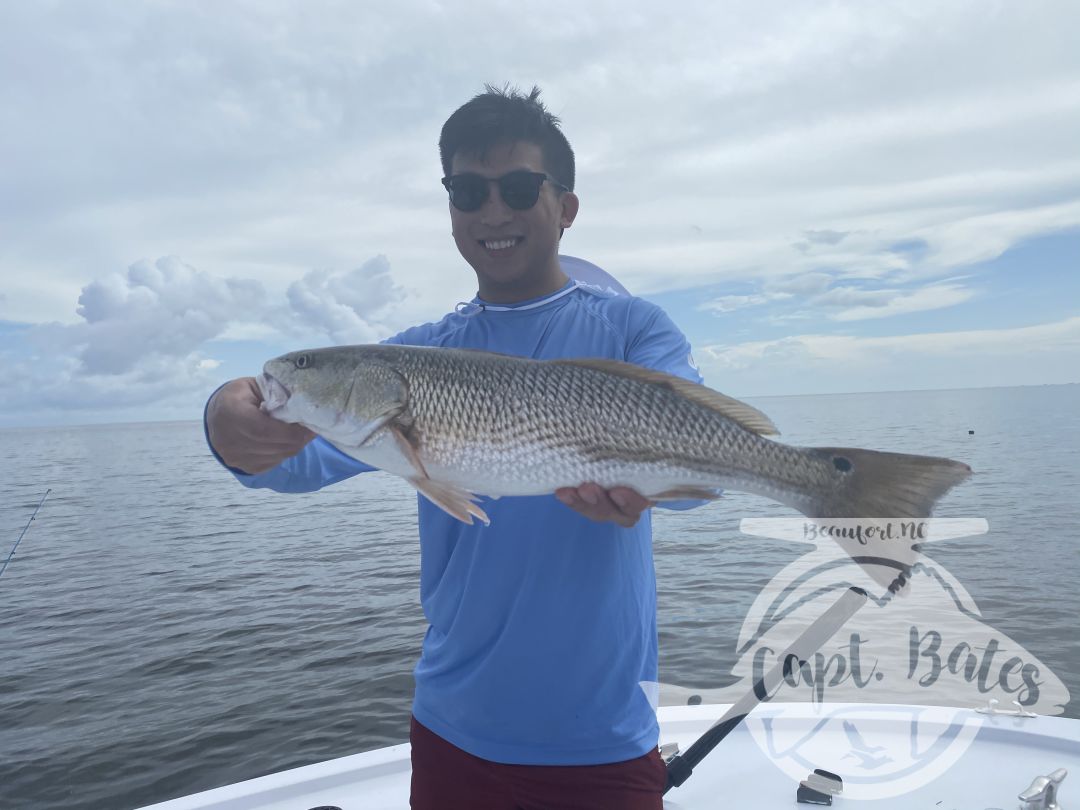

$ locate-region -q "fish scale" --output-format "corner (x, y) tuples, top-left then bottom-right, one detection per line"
(257, 343), (973, 591)
(411, 357), (727, 482)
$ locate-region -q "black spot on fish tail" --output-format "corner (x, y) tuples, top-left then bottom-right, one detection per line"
(807, 447), (971, 520)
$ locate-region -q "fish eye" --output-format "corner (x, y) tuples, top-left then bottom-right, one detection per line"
(295, 353), (312, 369)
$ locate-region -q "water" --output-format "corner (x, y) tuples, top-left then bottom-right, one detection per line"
(1, 385), (1078, 809)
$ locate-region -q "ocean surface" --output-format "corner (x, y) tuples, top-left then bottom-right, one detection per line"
(1, 384), (1078, 810)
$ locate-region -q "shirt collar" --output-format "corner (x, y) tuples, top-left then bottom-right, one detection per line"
(456, 279), (580, 317)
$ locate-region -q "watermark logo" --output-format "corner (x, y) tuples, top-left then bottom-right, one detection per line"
(660, 517), (1070, 800)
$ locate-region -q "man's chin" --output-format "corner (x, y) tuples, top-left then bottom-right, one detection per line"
(473, 259), (530, 292)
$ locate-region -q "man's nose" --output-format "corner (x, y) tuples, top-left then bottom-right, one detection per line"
(479, 183), (513, 226)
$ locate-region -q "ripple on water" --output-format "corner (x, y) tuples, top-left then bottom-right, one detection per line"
(1, 387), (1078, 809)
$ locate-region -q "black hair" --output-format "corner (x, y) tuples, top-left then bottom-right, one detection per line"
(439, 84), (575, 192)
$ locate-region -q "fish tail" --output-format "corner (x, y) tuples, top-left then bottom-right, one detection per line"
(801, 447), (972, 595)
(807, 447), (971, 521)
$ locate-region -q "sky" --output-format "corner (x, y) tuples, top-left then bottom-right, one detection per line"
(1, 1), (1078, 427)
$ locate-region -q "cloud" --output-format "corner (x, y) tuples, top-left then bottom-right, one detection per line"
(69, 256), (263, 375)
(1, 2), (1078, 421)
(700, 293), (775, 314)
(795, 229), (850, 252)
(812, 287), (897, 308)
(804, 229), (849, 246)
(821, 282), (976, 321)
(767, 273), (834, 296)
(8, 353), (232, 412)
(2, 255), (408, 420)
(2, 1), (1079, 325)
(284, 255), (406, 344)
(702, 316), (1080, 371)
(702, 276), (977, 323)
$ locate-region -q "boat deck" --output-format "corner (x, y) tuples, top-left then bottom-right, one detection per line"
(136, 702), (1080, 809)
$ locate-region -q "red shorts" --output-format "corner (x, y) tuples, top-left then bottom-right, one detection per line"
(409, 716), (667, 810)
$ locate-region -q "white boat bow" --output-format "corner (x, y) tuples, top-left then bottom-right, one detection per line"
(135, 701), (1079, 810)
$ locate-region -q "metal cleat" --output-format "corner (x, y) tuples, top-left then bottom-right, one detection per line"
(1019, 768), (1067, 810)
(975, 698), (1037, 718)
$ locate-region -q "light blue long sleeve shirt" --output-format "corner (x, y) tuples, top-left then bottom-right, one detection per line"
(208, 279), (704, 765)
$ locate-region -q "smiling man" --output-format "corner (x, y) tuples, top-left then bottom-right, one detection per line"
(445, 141), (576, 303)
(206, 85), (705, 809)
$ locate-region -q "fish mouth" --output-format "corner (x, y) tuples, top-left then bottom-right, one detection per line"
(256, 371), (291, 413)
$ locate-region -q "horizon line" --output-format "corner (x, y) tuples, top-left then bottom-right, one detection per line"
(1, 380), (1076, 432)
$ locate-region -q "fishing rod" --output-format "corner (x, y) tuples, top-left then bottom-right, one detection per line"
(0, 488), (51, 580)
(664, 585), (868, 794)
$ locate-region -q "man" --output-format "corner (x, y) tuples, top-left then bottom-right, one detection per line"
(206, 85), (703, 809)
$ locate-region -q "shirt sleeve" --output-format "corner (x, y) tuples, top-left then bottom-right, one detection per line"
(624, 299), (715, 511)
(202, 383), (378, 493)
(625, 300), (704, 385)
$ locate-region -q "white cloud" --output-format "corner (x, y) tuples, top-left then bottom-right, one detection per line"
(803, 230), (849, 246)
(284, 255), (406, 344)
(700, 293), (775, 314)
(1, 255), (409, 421)
(1, 1), (1078, 324)
(812, 287), (896, 308)
(824, 282), (977, 321)
(702, 277), (978, 323)
(703, 316), (1080, 371)
(768, 273), (835, 296)
(0, 2), (1078, 420)
(68, 256), (263, 375)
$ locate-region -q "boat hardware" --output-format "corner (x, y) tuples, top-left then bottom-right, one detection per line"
(1019, 768), (1067, 810)
(659, 741), (680, 763)
(975, 698), (1037, 718)
(798, 768), (844, 805)
(663, 586), (868, 794)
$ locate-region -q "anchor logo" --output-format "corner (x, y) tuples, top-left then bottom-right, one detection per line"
(659, 517), (1071, 800)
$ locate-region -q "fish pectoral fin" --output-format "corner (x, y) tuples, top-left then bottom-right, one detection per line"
(553, 357), (779, 436)
(388, 424), (429, 479)
(411, 478), (490, 526)
(649, 486), (723, 501)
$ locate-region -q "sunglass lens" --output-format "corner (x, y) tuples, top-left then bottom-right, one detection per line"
(448, 175), (488, 211)
(499, 172), (545, 210)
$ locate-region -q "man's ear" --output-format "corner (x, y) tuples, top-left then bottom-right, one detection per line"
(560, 192), (580, 229)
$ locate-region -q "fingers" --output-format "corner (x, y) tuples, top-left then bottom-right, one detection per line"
(206, 377), (315, 474)
(555, 483), (654, 528)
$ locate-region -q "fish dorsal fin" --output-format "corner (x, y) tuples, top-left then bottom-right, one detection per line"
(553, 357), (780, 436)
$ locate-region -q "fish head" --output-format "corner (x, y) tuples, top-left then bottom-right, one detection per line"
(257, 346), (409, 446)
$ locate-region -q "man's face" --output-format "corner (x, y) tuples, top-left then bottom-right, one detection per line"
(448, 140), (578, 303)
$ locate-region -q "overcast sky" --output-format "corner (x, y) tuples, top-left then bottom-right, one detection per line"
(2, 1), (1078, 427)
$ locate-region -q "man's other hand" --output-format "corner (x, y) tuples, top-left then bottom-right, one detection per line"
(555, 484), (654, 528)
(206, 377), (315, 474)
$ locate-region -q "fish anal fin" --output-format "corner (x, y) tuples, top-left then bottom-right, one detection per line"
(411, 478), (490, 526)
(553, 357), (779, 436)
(650, 486), (723, 502)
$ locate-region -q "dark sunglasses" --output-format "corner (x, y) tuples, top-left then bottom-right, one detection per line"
(441, 170), (569, 212)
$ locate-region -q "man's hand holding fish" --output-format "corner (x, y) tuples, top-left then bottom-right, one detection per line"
(206, 377), (314, 474)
